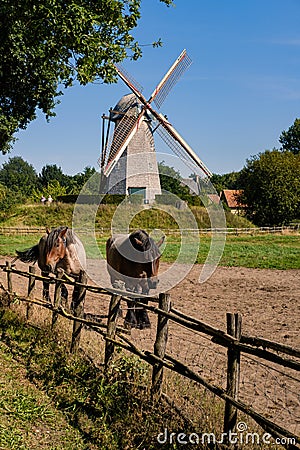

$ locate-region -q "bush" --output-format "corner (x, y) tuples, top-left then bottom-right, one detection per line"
(56, 194), (127, 205)
(102, 194), (126, 205)
(0, 187), (25, 213)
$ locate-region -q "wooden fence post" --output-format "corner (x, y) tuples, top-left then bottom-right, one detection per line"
(26, 265), (36, 320)
(41, 270), (51, 302)
(223, 312), (242, 439)
(70, 270), (87, 353)
(6, 261), (13, 300)
(151, 293), (171, 401)
(104, 294), (122, 371)
(51, 268), (64, 329)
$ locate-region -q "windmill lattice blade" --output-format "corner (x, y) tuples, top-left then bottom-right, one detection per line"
(156, 124), (197, 172)
(104, 99), (143, 176)
(152, 50), (192, 109)
(154, 118), (212, 177)
(106, 114), (138, 165)
(105, 95), (138, 165)
(114, 63), (144, 94)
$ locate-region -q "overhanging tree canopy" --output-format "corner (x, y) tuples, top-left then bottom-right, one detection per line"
(0, 0), (172, 153)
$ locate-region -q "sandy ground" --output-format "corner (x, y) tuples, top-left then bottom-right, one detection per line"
(0, 258), (299, 437)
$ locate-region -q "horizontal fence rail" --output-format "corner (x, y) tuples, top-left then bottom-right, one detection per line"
(0, 262), (299, 448)
(0, 225), (299, 236)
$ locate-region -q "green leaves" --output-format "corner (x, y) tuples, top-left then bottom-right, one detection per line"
(0, 0), (170, 153)
(279, 118), (300, 155)
(242, 150), (300, 226)
(0, 156), (38, 197)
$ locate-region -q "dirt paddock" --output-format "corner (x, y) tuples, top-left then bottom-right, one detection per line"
(0, 258), (299, 436)
(165, 263), (300, 346)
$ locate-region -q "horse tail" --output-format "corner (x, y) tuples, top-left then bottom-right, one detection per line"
(15, 244), (39, 263)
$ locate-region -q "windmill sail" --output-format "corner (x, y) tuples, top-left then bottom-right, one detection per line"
(114, 63), (144, 95)
(149, 49), (192, 109)
(104, 98), (143, 175)
(102, 50), (211, 179)
(154, 117), (212, 177)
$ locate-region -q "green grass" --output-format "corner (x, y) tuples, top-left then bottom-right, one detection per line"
(1, 232), (300, 270)
(220, 234), (300, 269)
(0, 202), (254, 230)
(0, 338), (86, 450)
(161, 234), (300, 269)
(0, 308), (193, 450)
(0, 234), (40, 256)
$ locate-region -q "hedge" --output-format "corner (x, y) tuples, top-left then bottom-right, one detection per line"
(56, 194), (126, 205)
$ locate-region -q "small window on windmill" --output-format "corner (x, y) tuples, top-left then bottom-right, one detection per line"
(128, 187), (146, 197)
(128, 187), (146, 204)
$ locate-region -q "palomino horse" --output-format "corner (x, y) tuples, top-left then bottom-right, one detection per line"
(16, 226), (86, 303)
(106, 229), (164, 329)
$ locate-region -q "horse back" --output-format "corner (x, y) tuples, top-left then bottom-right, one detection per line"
(106, 235), (149, 278)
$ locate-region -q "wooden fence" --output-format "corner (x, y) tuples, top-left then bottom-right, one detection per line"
(0, 224), (299, 236)
(0, 262), (299, 449)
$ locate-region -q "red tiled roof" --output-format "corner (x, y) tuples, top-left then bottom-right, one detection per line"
(221, 190), (245, 208)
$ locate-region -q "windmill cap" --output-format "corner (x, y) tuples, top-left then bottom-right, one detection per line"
(110, 93), (146, 121)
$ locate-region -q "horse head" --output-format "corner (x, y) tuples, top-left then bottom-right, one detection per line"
(131, 231), (165, 292)
(106, 230), (165, 329)
(45, 226), (68, 272)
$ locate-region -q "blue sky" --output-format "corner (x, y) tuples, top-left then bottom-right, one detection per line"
(1, 0), (300, 176)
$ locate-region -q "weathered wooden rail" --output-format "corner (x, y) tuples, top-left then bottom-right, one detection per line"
(0, 224), (299, 236)
(0, 262), (299, 449)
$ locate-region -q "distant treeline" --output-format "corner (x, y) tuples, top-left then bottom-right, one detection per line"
(1, 120), (300, 227)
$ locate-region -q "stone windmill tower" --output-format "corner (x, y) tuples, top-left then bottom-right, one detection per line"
(100, 93), (161, 203)
(100, 50), (212, 202)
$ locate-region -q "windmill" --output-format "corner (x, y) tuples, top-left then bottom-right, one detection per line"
(99, 50), (212, 202)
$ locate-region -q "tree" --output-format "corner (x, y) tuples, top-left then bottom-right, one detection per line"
(210, 171), (243, 194)
(39, 164), (69, 187)
(31, 179), (67, 202)
(0, 183), (24, 213)
(158, 161), (191, 198)
(0, 156), (39, 196)
(241, 150), (300, 226)
(279, 118), (300, 155)
(0, 0), (172, 153)
(68, 166), (100, 194)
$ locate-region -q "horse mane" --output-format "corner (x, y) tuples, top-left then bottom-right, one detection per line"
(46, 226), (76, 252)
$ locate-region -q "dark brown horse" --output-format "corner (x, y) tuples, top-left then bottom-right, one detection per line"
(106, 229), (164, 329)
(16, 226), (86, 302)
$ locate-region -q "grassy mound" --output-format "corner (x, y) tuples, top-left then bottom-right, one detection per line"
(0, 202), (254, 230)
